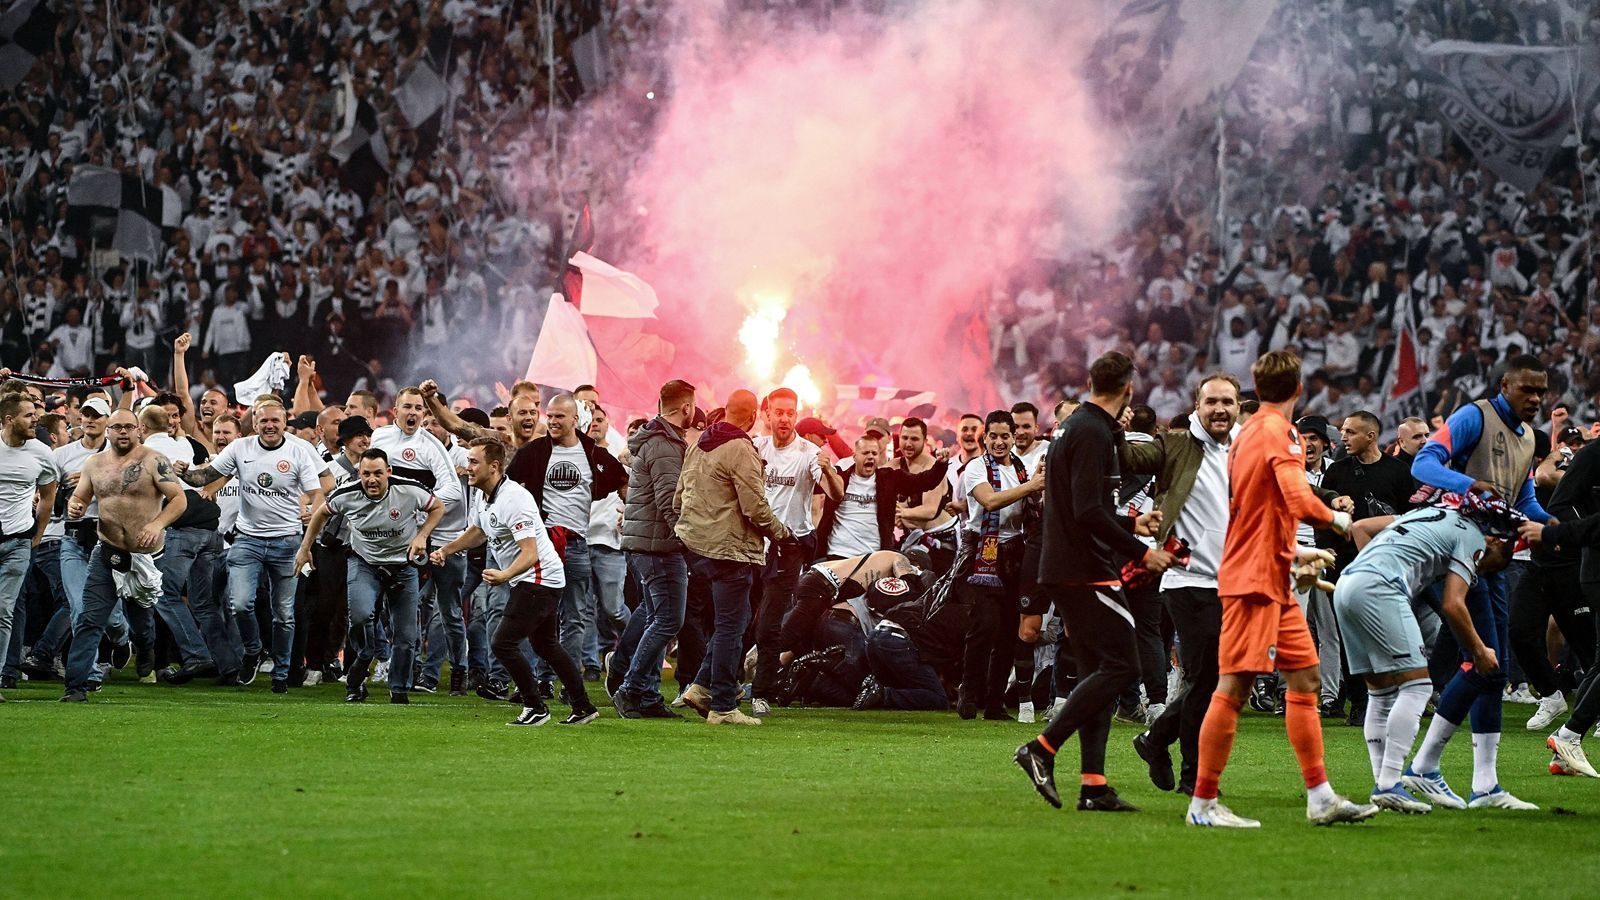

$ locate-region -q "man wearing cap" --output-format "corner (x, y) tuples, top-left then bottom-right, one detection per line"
(19, 396), (132, 687)
(747, 388), (844, 716)
(797, 416), (851, 461)
(288, 410), (320, 444)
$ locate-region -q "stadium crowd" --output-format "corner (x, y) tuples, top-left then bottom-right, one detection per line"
(2, 0), (1600, 824)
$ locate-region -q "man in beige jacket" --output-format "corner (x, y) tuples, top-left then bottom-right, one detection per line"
(674, 390), (791, 725)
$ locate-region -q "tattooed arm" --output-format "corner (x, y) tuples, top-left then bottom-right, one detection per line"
(418, 379), (500, 444)
(173, 459), (225, 488)
(138, 455), (189, 549)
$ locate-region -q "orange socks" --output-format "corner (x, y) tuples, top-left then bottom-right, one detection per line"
(1193, 690), (1242, 800)
(1284, 690), (1328, 789)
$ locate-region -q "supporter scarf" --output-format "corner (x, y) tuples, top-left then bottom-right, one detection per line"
(6, 373), (131, 390)
(968, 453), (1026, 587)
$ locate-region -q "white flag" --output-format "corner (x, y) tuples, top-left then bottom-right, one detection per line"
(1418, 41), (1600, 191)
(568, 251), (659, 318)
(525, 294), (598, 390)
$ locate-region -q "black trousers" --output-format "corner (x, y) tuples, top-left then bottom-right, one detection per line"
(1562, 583), (1600, 734)
(1118, 580), (1169, 708)
(958, 540), (1024, 713)
(1040, 584), (1140, 777)
(492, 582), (594, 713)
(1509, 562), (1595, 697)
(752, 535), (812, 699)
(1148, 586), (1221, 786)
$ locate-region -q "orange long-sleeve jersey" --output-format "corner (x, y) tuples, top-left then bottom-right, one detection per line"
(1218, 405), (1336, 605)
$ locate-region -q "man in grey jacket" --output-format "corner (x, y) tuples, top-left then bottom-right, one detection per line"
(612, 380), (701, 718)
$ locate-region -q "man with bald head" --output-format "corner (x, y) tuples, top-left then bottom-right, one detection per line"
(674, 389), (792, 725)
(505, 391), (627, 700)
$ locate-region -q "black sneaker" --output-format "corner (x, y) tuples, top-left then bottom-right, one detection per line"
(20, 654), (59, 681)
(345, 683), (369, 702)
(1077, 786), (1139, 812)
(1319, 701), (1343, 719)
(1014, 742), (1061, 808)
(583, 668), (602, 683)
(448, 670), (467, 697)
(636, 703), (683, 719)
(111, 642), (132, 670)
(509, 706), (551, 727)
(0, 674), (15, 689)
(214, 670), (242, 687)
(239, 653), (260, 685)
(163, 663), (209, 685)
(413, 678), (439, 694)
(852, 676), (885, 711)
(1133, 731), (1176, 792)
(476, 679), (511, 702)
(60, 689), (88, 702)
(271, 679), (289, 694)
(957, 688), (978, 720)
(1344, 703), (1366, 727)
(559, 708), (600, 725)
(612, 690), (643, 720)
(1248, 675), (1274, 713)
(135, 645), (156, 678)
(536, 680), (555, 701)
(983, 708), (1013, 721)
(390, 691), (409, 704)
(603, 654), (625, 698)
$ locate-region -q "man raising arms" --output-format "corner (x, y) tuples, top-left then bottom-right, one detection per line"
(62, 409), (187, 701)
(1186, 350), (1371, 828)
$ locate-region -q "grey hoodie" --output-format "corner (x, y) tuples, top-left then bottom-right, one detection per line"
(622, 416), (688, 553)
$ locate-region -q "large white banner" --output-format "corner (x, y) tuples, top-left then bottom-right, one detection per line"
(1417, 41), (1600, 191)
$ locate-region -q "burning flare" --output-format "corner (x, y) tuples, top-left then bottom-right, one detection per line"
(738, 293), (789, 382)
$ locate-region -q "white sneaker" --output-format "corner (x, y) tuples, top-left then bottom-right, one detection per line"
(508, 706), (550, 727)
(259, 659), (275, 674)
(1526, 694), (1568, 730)
(1017, 701), (1035, 724)
(303, 671), (323, 687)
(372, 661), (389, 683)
(1185, 798), (1260, 828)
(1467, 786), (1539, 810)
(1547, 731), (1599, 777)
(1308, 794), (1380, 825)
(750, 698), (772, 718)
(1144, 703), (1167, 726)
(1044, 698), (1067, 721)
(1401, 767), (1468, 810)
(1166, 667), (1183, 703)
(1505, 684), (1538, 705)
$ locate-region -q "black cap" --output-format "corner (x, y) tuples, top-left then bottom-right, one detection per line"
(288, 410), (319, 430)
(459, 407), (491, 429)
(1295, 415), (1332, 440)
(338, 415), (373, 446)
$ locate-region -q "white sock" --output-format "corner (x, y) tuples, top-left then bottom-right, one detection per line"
(1410, 715), (1459, 774)
(1380, 679), (1432, 789)
(1306, 781), (1336, 807)
(1364, 686), (1398, 783)
(1556, 725), (1583, 742)
(1471, 732), (1501, 795)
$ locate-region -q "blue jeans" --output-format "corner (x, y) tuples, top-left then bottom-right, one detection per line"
(23, 540), (71, 661)
(347, 556), (421, 693)
(622, 550), (688, 706)
(1434, 569), (1510, 733)
(149, 527), (216, 667)
(226, 534), (299, 680)
(585, 545), (628, 671)
(421, 551), (468, 682)
(688, 552), (755, 712)
(535, 535), (592, 683)
(65, 544), (132, 693)
(0, 536), (33, 678)
(865, 626), (949, 710)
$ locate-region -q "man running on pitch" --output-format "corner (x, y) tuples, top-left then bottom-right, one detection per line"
(62, 409), (189, 701)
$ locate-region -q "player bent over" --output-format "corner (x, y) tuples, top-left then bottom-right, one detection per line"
(1335, 502), (1516, 814)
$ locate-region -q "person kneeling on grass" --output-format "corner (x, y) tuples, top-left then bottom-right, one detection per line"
(430, 438), (599, 727)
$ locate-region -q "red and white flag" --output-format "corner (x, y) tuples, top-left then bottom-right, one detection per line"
(525, 294), (598, 391)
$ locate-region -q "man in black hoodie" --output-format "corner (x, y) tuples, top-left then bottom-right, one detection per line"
(506, 393), (626, 698)
(1016, 352), (1174, 813)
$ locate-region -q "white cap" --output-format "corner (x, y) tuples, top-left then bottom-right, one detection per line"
(81, 397), (112, 417)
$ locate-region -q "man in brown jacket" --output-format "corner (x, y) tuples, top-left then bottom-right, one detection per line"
(674, 390), (791, 725)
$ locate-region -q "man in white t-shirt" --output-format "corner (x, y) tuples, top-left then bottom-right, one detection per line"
(433, 438), (600, 727)
(749, 387), (844, 713)
(1011, 401), (1050, 474)
(176, 397), (332, 692)
(0, 393), (58, 701)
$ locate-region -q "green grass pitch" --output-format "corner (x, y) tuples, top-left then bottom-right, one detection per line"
(3, 675), (1596, 898)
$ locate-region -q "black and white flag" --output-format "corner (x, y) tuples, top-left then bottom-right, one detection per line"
(330, 74), (390, 197)
(394, 24), (453, 155)
(1417, 41), (1600, 191)
(64, 166), (181, 264)
(0, 0), (60, 89)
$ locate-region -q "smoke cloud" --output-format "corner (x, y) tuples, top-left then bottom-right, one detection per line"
(570, 0), (1130, 412)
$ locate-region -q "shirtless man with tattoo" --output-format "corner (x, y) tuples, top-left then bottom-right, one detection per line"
(61, 409), (188, 701)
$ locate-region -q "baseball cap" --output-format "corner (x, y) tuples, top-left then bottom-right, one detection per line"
(1295, 415), (1332, 440)
(1559, 425), (1586, 446)
(863, 417), (892, 438)
(337, 415), (373, 446)
(80, 397), (112, 418)
(288, 410), (319, 430)
(796, 416), (836, 438)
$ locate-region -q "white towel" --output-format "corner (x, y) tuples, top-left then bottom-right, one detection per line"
(112, 553), (164, 609)
(234, 352), (291, 404)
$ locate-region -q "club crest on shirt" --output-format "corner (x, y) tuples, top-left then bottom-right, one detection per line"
(276, 459), (291, 474)
(402, 448), (417, 462)
(256, 473), (274, 488)
(389, 508), (401, 520)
